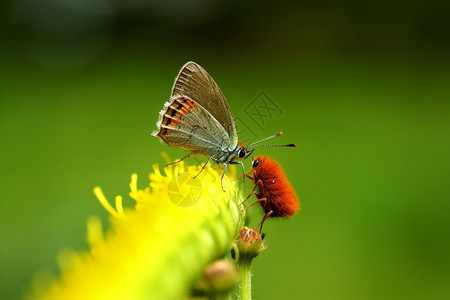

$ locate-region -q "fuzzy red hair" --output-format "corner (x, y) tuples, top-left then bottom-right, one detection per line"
(251, 155), (300, 218)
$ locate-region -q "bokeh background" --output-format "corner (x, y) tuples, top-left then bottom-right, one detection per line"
(1, 0), (450, 299)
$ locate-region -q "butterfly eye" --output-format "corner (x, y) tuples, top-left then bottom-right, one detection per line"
(238, 149), (246, 158)
(252, 159), (260, 168)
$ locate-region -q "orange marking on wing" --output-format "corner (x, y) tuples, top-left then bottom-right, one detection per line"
(158, 97), (197, 137)
(156, 127), (167, 137)
(170, 118), (180, 126)
(159, 125), (174, 136)
(162, 115), (181, 126)
(177, 98), (197, 115)
(169, 105), (186, 116)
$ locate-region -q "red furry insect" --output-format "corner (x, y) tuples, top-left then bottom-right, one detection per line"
(241, 155), (300, 231)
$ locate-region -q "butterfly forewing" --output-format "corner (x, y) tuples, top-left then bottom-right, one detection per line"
(171, 62), (238, 151)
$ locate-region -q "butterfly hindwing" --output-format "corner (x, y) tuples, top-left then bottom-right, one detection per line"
(154, 96), (232, 158)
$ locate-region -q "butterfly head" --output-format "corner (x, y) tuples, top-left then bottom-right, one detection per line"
(236, 143), (255, 160)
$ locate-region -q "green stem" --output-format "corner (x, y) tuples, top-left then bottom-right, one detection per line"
(211, 293), (232, 300)
(239, 259), (253, 300)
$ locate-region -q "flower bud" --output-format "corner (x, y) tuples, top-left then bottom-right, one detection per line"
(236, 226), (268, 260)
(193, 259), (240, 296)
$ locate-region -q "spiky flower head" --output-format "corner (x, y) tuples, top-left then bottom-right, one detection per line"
(29, 160), (244, 300)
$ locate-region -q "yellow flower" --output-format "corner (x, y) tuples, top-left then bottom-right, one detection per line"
(29, 160), (244, 300)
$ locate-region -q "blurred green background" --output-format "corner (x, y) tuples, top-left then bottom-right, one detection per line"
(1, 0), (449, 299)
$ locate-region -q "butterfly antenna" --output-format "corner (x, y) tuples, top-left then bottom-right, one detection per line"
(247, 132), (297, 149)
(247, 132), (283, 148)
(248, 143), (297, 149)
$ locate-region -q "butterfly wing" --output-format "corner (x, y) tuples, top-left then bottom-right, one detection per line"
(170, 62), (238, 151)
(153, 96), (233, 159)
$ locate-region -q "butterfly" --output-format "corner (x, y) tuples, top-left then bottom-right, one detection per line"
(152, 62), (295, 190)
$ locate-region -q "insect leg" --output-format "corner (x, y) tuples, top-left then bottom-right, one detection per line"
(166, 153), (191, 167)
(240, 184), (259, 206)
(193, 156), (212, 179)
(220, 163), (228, 192)
(244, 197), (267, 210)
(229, 161), (246, 192)
(256, 210), (273, 233)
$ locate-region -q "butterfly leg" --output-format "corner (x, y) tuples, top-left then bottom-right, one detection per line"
(193, 156), (212, 179)
(229, 161), (246, 193)
(255, 210), (273, 233)
(220, 163), (228, 192)
(166, 153), (191, 167)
